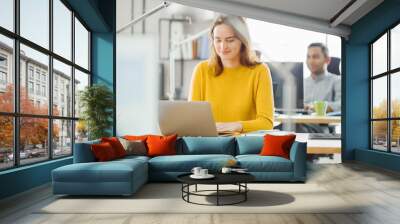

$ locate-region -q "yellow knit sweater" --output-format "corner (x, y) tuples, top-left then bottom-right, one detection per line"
(189, 61), (274, 132)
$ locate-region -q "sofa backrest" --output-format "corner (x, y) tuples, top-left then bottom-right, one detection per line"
(73, 139), (100, 163)
(176, 137), (236, 155)
(74, 136), (267, 162)
(235, 136), (264, 155)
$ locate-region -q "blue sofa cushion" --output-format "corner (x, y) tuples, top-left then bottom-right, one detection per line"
(236, 155), (293, 172)
(116, 155), (150, 163)
(53, 158), (147, 183)
(177, 137), (236, 155)
(236, 136), (263, 155)
(149, 154), (235, 172)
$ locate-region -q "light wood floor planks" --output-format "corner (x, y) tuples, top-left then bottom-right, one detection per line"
(1, 161), (400, 224)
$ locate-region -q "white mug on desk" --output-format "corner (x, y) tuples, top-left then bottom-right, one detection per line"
(191, 167), (202, 176)
(200, 169), (208, 176)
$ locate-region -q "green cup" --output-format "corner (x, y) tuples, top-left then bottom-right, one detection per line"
(314, 100), (328, 116)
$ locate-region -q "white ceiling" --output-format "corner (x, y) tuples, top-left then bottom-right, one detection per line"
(225, 0), (353, 24)
(170, 0), (384, 37)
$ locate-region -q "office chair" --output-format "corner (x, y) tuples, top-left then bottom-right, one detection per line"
(327, 57), (341, 76)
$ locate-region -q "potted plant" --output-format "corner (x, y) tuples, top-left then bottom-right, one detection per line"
(79, 84), (114, 140)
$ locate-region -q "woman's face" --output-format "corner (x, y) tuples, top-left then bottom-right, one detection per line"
(213, 23), (242, 62)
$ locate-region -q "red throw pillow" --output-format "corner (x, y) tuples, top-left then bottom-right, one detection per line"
(260, 134), (296, 159)
(91, 142), (117, 161)
(146, 134), (178, 157)
(101, 137), (127, 158)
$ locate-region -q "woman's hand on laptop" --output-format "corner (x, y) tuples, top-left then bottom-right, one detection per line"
(216, 122), (243, 133)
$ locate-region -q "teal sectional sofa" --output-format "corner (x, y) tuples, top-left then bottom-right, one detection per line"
(52, 136), (307, 196)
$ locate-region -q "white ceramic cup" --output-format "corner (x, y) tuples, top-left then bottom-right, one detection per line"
(200, 169), (208, 176)
(221, 167), (232, 174)
(191, 167), (202, 176)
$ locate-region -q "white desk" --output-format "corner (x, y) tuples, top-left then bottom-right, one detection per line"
(241, 132), (341, 155)
(275, 115), (341, 124)
(295, 133), (341, 154)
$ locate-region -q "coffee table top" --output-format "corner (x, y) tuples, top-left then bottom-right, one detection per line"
(177, 172), (255, 185)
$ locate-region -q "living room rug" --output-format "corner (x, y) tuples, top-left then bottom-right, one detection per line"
(37, 183), (362, 214)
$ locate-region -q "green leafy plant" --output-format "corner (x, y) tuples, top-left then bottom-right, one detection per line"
(79, 84), (114, 140)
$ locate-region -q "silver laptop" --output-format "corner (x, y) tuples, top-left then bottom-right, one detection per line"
(158, 100), (218, 137)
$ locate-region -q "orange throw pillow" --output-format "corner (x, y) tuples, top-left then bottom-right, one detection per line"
(146, 134), (178, 157)
(91, 142), (117, 161)
(259, 134), (296, 159)
(101, 137), (127, 158)
(123, 135), (152, 141)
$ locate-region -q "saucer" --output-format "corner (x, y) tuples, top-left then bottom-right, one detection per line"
(190, 174), (215, 179)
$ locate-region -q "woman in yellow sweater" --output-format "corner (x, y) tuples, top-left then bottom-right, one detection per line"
(189, 15), (274, 133)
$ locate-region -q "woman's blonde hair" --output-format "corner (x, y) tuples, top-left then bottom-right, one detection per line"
(208, 15), (260, 76)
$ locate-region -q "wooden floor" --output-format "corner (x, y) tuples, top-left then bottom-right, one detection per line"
(1, 162), (400, 224)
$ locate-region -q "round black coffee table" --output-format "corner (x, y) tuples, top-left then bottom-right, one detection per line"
(177, 173), (255, 206)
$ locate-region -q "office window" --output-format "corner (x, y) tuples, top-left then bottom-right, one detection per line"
(20, 0), (49, 49)
(0, 116), (13, 170)
(74, 69), (89, 118)
(53, 59), (72, 117)
(372, 121), (388, 151)
(391, 120), (400, 153)
(372, 77), (387, 119)
(0, 34), (13, 113)
(370, 22), (400, 154)
(392, 72), (400, 117)
(21, 44), (49, 115)
(0, 53), (8, 90)
(0, 0), (14, 31)
(372, 34), (387, 77)
(0, 53), (7, 87)
(74, 18), (89, 70)
(19, 117), (49, 165)
(0, 0), (91, 170)
(391, 24), (400, 70)
(53, 0), (72, 60)
(75, 120), (88, 143)
(53, 119), (72, 158)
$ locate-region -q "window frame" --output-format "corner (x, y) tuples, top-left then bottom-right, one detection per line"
(370, 20), (400, 154)
(0, 0), (92, 171)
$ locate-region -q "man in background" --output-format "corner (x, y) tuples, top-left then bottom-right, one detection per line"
(304, 42), (341, 113)
(299, 43), (341, 133)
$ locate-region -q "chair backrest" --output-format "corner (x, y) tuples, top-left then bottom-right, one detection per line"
(327, 57), (341, 76)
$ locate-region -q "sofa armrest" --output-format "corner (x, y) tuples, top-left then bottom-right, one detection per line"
(73, 140), (100, 163)
(289, 141), (307, 181)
